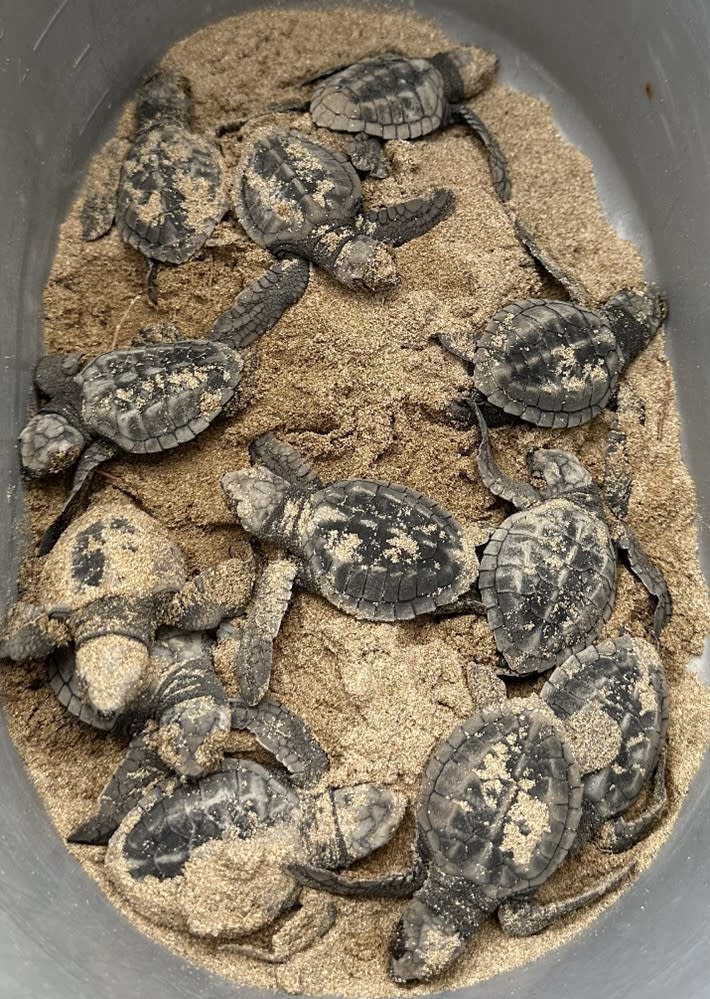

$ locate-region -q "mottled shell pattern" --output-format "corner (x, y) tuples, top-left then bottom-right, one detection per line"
(418, 703), (583, 900)
(479, 498), (617, 676)
(78, 341), (242, 453)
(541, 635), (669, 820)
(472, 300), (621, 428)
(310, 53), (448, 139)
(234, 129), (362, 249)
(39, 502), (186, 613)
(301, 479), (477, 621)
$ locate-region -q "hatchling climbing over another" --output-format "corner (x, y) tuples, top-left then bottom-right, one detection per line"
(209, 129), (454, 343)
(0, 494), (255, 721)
(81, 70), (229, 303)
(473, 404), (671, 676)
(219, 434), (488, 695)
(293, 634), (668, 982)
(55, 630), (328, 846)
(439, 285), (667, 429)
(103, 756), (406, 963)
(269, 47), (504, 190)
(19, 323), (244, 554)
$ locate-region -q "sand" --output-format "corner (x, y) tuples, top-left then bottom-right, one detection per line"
(2, 5), (710, 997)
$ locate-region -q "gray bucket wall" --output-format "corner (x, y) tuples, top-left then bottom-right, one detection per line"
(1, 1), (709, 997)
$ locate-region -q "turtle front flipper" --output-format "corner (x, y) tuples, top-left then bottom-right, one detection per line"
(80, 136), (130, 241)
(38, 438), (120, 555)
(249, 433), (323, 490)
(0, 602), (69, 662)
(231, 694), (329, 786)
(219, 559), (298, 706)
(509, 217), (593, 307)
(360, 188), (455, 247)
(497, 861), (635, 937)
(473, 403), (541, 509)
(617, 527), (672, 636)
(450, 104), (511, 202)
(350, 132), (389, 178)
(165, 557), (255, 631)
(68, 729), (171, 845)
(220, 892), (336, 964)
(604, 415), (632, 520)
(209, 255), (310, 348)
(290, 862), (423, 897)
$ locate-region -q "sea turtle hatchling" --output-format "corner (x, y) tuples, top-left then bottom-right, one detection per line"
(19, 323), (244, 554)
(279, 47), (503, 188)
(293, 634), (668, 982)
(219, 434), (488, 703)
(103, 756), (406, 962)
(472, 405), (671, 676)
(54, 630), (329, 846)
(81, 70), (229, 303)
(0, 494), (255, 721)
(439, 286), (667, 429)
(208, 128), (454, 343)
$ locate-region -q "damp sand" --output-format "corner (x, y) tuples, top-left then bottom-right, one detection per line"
(2, 5), (710, 997)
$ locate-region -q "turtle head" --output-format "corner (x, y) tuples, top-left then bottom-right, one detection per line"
(19, 412), (85, 477)
(221, 467), (296, 543)
(332, 236), (400, 292)
(34, 352), (83, 397)
(527, 448), (594, 499)
(158, 696), (231, 778)
(137, 70), (192, 128)
(603, 284), (667, 365)
(74, 635), (149, 720)
(391, 896), (485, 984)
(429, 46), (498, 101)
(328, 783), (407, 863)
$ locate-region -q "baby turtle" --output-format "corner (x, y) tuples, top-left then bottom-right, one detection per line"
(292, 699), (635, 982)
(57, 630), (329, 846)
(302, 48), (505, 187)
(295, 634), (668, 981)
(473, 405), (671, 675)
(0, 495), (254, 720)
(81, 70), (229, 303)
(220, 434), (487, 700)
(209, 129), (454, 343)
(440, 286), (667, 429)
(104, 756), (405, 962)
(20, 324), (243, 553)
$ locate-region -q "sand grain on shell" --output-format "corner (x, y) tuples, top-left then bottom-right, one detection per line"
(2, 6), (710, 998)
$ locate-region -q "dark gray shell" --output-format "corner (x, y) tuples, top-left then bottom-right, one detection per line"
(234, 129), (362, 250)
(303, 479), (473, 621)
(310, 54), (447, 139)
(116, 123), (228, 264)
(122, 759), (300, 879)
(77, 341), (242, 453)
(418, 704), (582, 900)
(471, 300), (620, 428)
(479, 499), (617, 676)
(541, 636), (669, 820)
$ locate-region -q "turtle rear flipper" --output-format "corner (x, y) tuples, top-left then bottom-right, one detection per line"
(209, 255), (310, 348)
(231, 693), (329, 787)
(68, 730), (171, 845)
(360, 188), (454, 246)
(598, 744), (669, 853)
(80, 136), (131, 241)
(350, 133), (389, 178)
